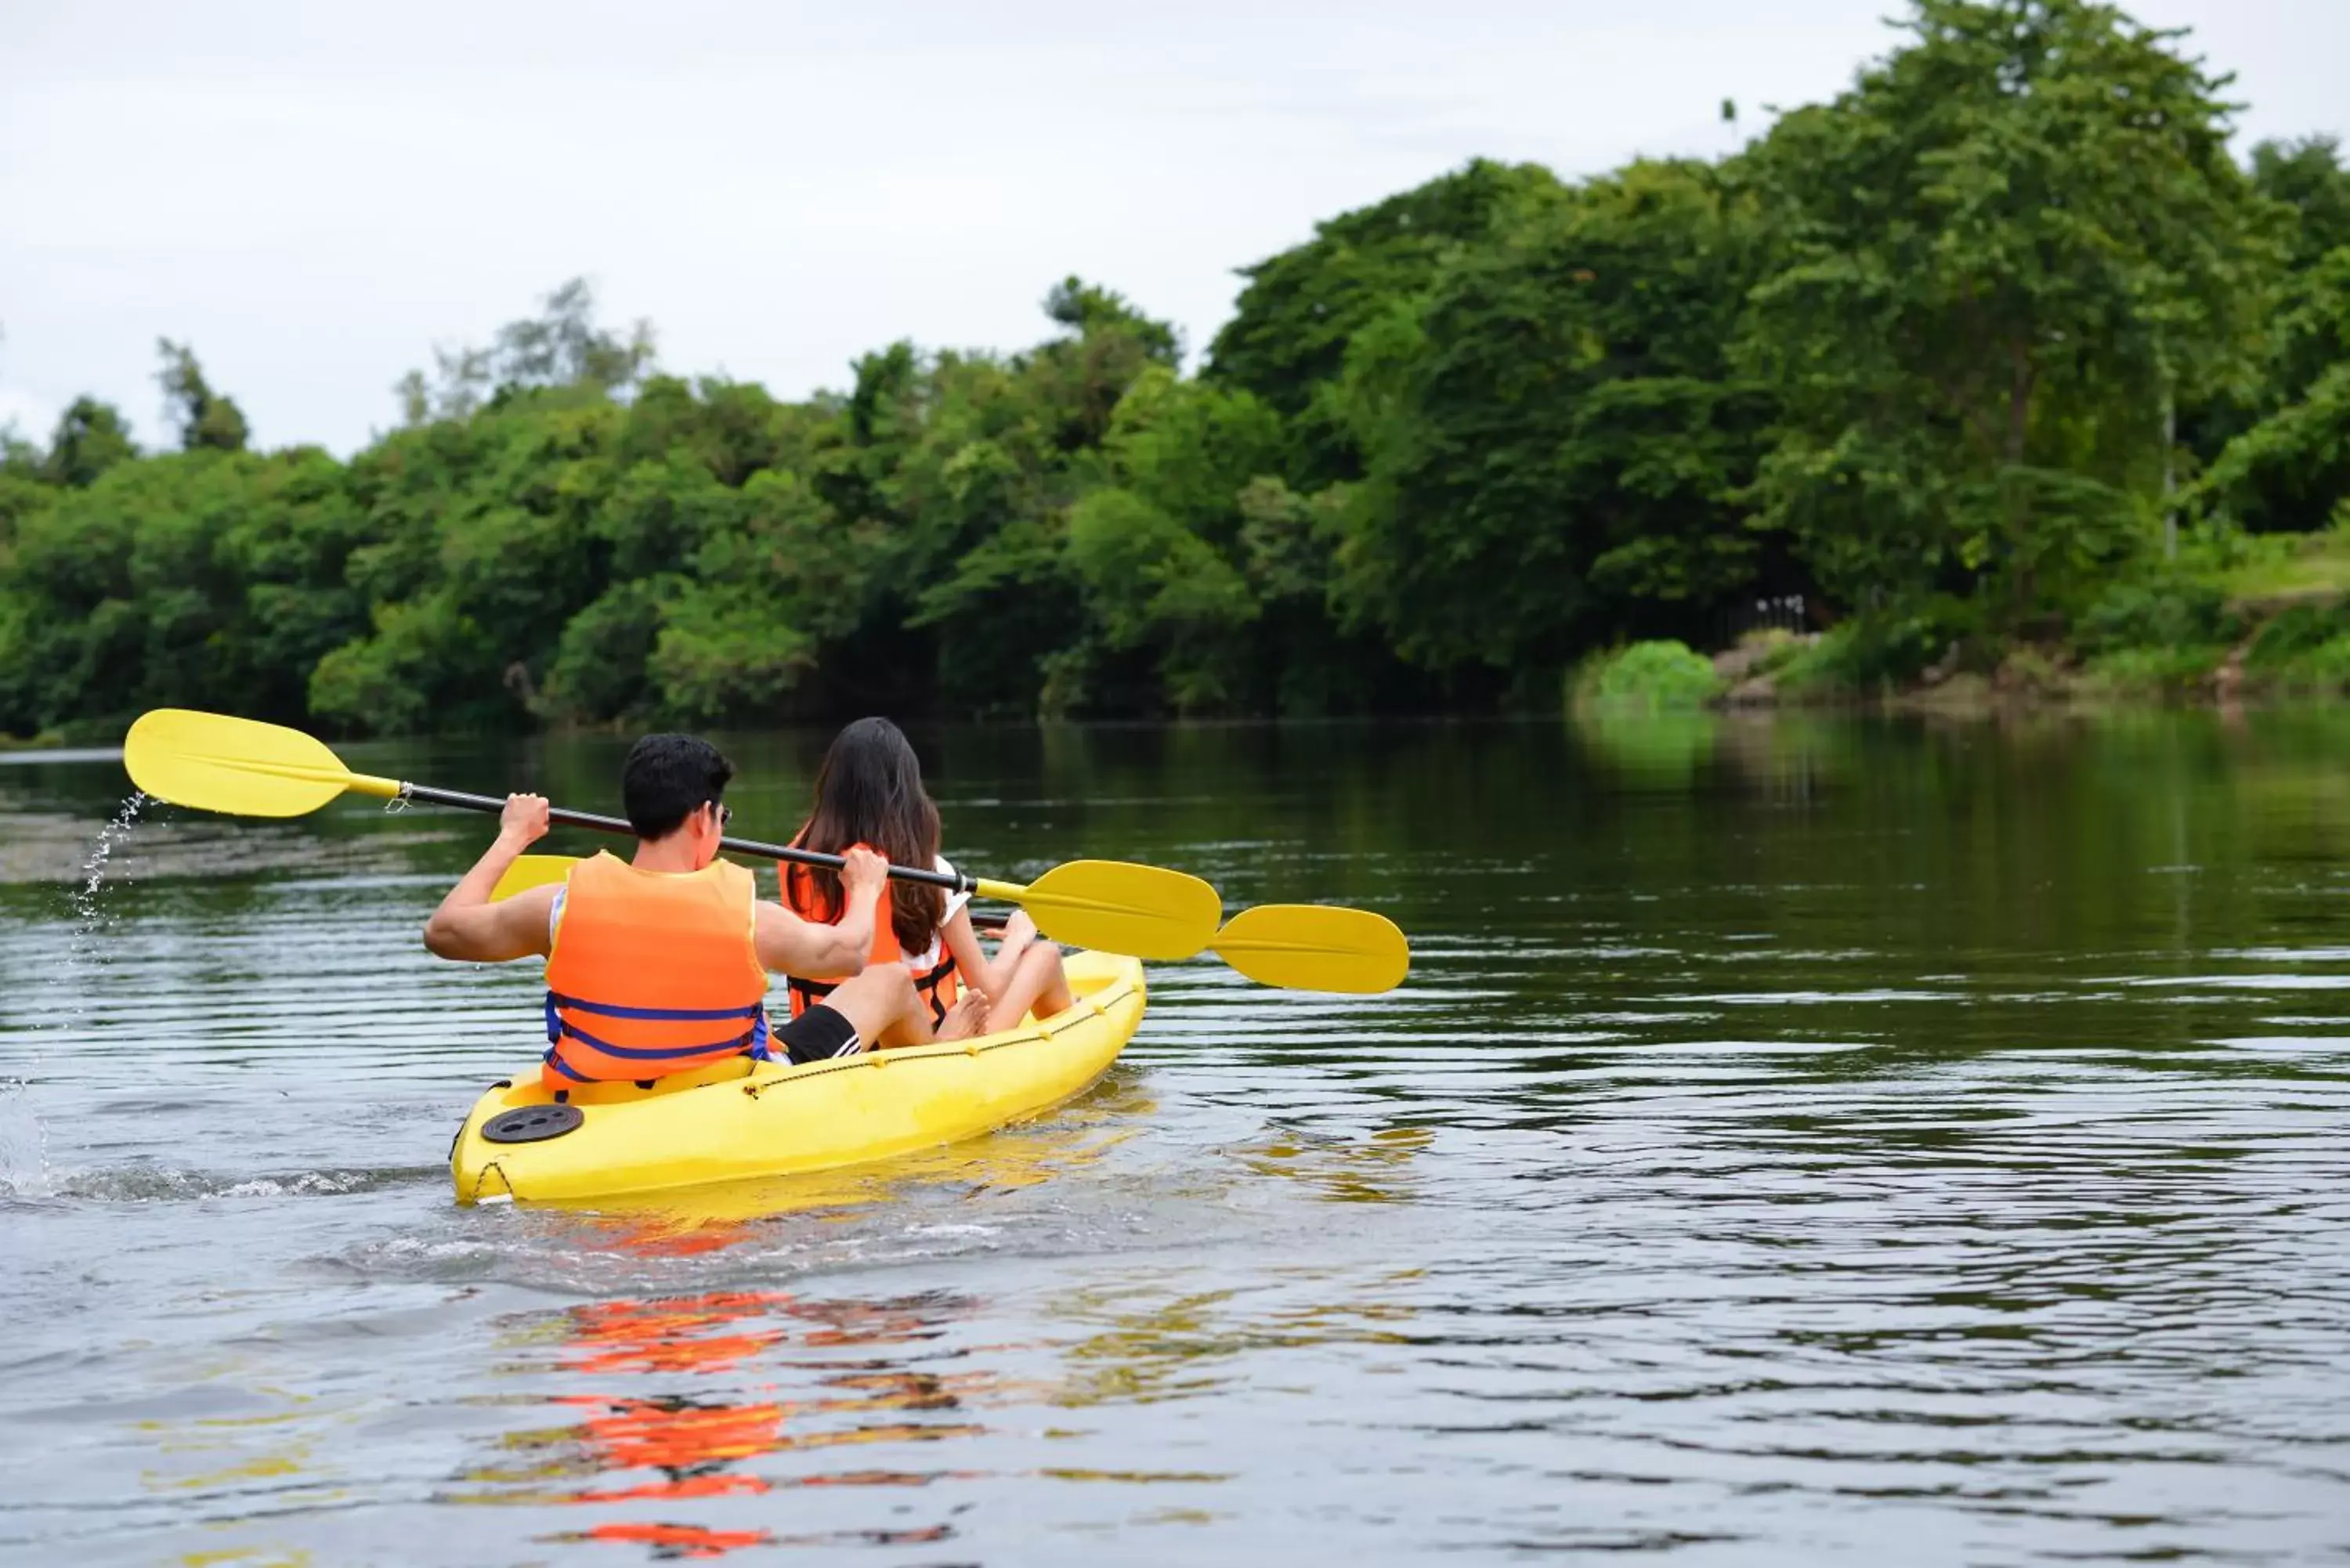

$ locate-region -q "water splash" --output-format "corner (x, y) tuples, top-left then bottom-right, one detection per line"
(79, 791), (146, 903)
(0, 792), (146, 1198)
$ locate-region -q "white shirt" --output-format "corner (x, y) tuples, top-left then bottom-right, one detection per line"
(900, 855), (972, 971)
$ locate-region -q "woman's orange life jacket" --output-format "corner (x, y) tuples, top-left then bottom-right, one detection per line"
(779, 849), (960, 1027)
(540, 851), (771, 1089)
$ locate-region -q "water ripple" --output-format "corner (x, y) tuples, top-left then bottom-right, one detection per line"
(5, 721), (2350, 1564)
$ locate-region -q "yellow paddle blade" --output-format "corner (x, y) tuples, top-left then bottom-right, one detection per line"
(123, 708), (394, 818)
(491, 854), (580, 901)
(974, 860), (1222, 961)
(1209, 905), (1411, 994)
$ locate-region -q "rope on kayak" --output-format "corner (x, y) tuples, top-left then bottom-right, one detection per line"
(737, 981), (1130, 1101)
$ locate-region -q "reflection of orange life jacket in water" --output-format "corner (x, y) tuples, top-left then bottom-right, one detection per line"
(540, 852), (769, 1089)
(780, 849), (960, 1027)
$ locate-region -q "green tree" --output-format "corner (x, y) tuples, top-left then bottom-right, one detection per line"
(1737, 0), (2280, 616)
(2250, 136), (2350, 269)
(155, 339), (251, 452)
(649, 466), (880, 724)
(2182, 137), (2350, 475)
(1025, 277), (1184, 453)
(314, 394), (624, 734)
(1207, 160), (1566, 484)
(396, 277), (656, 426)
(887, 287), (1201, 717)
(1330, 160), (1776, 677)
(0, 427), (39, 480)
(1048, 370), (1289, 712)
(1044, 276), (1180, 366)
(2189, 139), (2350, 533)
(42, 397), (138, 488)
(0, 449), (362, 736)
(2196, 247), (2350, 533)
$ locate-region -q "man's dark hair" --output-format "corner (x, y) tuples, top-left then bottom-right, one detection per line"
(621, 734), (735, 840)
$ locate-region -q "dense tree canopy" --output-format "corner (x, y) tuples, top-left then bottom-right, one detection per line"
(1326, 157), (1777, 681)
(1, 0), (2344, 741)
(1737, 0), (2277, 612)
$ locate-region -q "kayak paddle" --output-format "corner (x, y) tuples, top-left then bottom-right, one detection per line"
(493, 854), (1411, 994)
(121, 708), (1224, 961)
(1184, 904), (1409, 995)
(984, 901), (1407, 994)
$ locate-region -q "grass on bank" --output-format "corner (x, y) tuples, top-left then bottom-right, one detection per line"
(2210, 510), (2350, 604)
(2084, 517), (2350, 696)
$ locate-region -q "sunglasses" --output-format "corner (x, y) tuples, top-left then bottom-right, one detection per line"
(707, 801), (732, 829)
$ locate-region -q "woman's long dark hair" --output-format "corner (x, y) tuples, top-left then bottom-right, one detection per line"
(790, 717), (944, 955)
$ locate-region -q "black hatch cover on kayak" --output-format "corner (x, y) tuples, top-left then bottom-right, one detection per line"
(481, 1104), (584, 1144)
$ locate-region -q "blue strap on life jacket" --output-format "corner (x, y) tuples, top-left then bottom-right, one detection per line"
(542, 990), (772, 1074)
(541, 1044), (592, 1081)
(546, 991), (767, 1022)
(551, 1016), (764, 1060)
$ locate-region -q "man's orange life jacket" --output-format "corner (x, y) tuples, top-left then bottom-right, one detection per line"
(541, 851), (769, 1089)
(779, 852), (960, 1027)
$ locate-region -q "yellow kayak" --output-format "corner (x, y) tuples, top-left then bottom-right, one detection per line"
(450, 951), (1145, 1205)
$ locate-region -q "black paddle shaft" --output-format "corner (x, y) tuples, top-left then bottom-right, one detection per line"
(403, 782), (980, 895)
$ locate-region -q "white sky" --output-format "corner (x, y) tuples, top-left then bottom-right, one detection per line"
(3, 0), (2344, 456)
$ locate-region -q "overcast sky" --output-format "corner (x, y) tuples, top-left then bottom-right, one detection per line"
(3, 0), (2344, 456)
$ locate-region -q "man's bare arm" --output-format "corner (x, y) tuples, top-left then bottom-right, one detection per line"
(424, 795), (558, 963)
(754, 846), (889, 975)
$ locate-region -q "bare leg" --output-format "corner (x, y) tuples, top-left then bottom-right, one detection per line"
(984, 942), (1076, 1033)
(812, 964), (935, 1051)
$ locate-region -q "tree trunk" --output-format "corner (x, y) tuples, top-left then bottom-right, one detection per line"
(2005, 344), (2037, 608)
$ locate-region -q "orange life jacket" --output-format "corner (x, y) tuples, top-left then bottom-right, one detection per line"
(779, 850), (960, 1027)
(541, 851), (770, 1089)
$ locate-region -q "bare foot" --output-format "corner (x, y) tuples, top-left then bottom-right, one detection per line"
(935, 992), (992, 1042)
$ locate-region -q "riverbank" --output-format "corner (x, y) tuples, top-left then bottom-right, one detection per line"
(1712, 603), (2350, 715)
(1582, 529), (2350, 717)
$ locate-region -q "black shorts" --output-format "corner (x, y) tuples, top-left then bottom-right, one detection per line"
(772, 1003), (862, 1065)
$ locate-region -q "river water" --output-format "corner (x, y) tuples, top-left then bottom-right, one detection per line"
(3, 714), (2348, 1566)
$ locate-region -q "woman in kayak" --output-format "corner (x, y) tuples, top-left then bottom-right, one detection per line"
(782, 717), (1076, 1038)
(421, 732), (971, 1083)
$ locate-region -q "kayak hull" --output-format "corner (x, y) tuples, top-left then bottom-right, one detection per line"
(450, 950), (1145, 1205)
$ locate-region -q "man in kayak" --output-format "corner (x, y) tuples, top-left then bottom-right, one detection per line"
(422, 733), (982, 1089)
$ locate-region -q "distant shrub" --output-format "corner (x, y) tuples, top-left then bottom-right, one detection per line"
(2298, 637), (2350, 690)
(2247, 630), (2350, 693)
(2073, 579), (2240, 655)
(2243, 601), (2350, 668)
(1571, 640), (1723, 713)
(2077, 645), (2225, 696)
(1772, 623), (1864, 697)
(1769, 598), (1980, 697)
(1737, 627), (1810, 678)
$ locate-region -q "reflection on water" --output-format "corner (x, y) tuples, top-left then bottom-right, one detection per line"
(1577, 710), (1721, 786)
(5, 714), (2350, 1563)
(1045, 1274), (1419, 1414)
(457, 1288), (990, 1558)
(1231, 1124), (1434, 1205)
